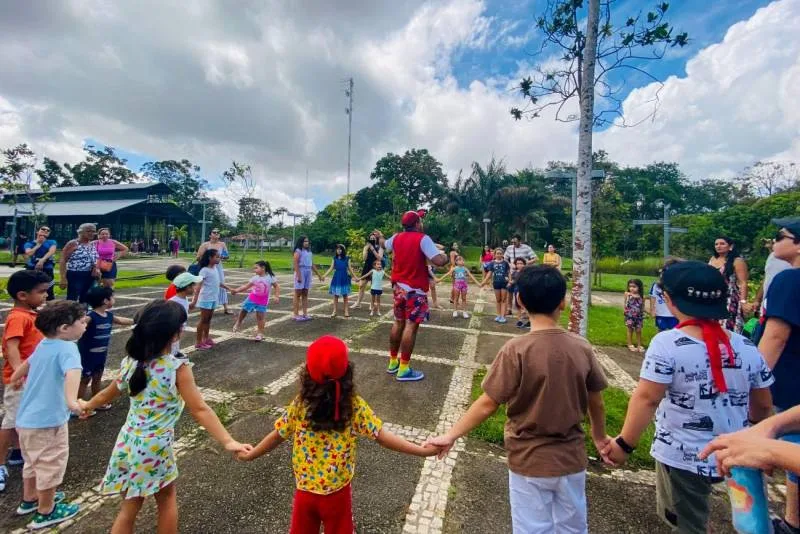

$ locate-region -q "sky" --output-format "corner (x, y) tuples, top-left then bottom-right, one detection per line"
(1, 0), (797, 220)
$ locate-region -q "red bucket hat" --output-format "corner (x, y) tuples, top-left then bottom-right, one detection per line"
(306, 335), (350, 420)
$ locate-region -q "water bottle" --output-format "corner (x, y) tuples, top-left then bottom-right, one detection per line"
(726, 466), (773, 534)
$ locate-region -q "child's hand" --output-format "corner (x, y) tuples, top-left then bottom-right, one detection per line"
(236, 449), (253, 462)
(424, 435), (455, 460)
(225, 440), (253, 454)
(601, 436), (630, 467)
(12, 376), (25, 390)
(421, 443), (443, 457)
(273, 297), (280, 304)
(189, 302), (196, 311)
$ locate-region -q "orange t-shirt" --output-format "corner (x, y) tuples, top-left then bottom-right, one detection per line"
(2, 307), (45, 384)
(164, 284), (177, 300)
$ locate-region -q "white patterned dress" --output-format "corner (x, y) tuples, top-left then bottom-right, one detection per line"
(101, 354), (189, 498)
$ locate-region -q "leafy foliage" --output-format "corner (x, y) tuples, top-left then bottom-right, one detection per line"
(64, 145), (137, 186)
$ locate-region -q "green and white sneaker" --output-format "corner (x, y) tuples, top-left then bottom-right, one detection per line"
(28, 502), (79, 530)
(387, 360), (400, 374)
(16, 491), (67, 515)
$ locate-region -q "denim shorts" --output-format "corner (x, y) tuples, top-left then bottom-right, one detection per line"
(775, 406), (800, 483)
(241, 298), (267, 313)
(198, 300), (217, 310)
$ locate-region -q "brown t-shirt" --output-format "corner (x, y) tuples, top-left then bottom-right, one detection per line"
(482, 328), (608, 477)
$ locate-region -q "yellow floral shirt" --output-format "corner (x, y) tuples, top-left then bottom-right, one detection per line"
(275, 395), (382, 495)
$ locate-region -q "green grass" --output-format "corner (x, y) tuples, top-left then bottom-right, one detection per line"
(558, 305), (658, 347)
(591, 273), (658, 293)
(0, 270), (167, 300)
(470, 369), (655, 470)
(161, 250), (335, 272)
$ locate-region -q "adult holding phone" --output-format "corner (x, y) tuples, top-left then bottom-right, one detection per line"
(24, 226), (57, 300)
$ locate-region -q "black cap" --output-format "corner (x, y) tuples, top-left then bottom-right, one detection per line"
(661, 261), (728, 320)
(772, 217), (800, 237)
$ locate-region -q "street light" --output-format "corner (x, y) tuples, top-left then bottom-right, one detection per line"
(482, 218), (491, 246)
(192, 199), (217, 244)
(287, 212), (303, 249)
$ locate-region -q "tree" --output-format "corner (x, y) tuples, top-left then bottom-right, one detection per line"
(35, 156), (73, 188)
(743, 161), (799, 197)
(64, 145), (137, 186)
(370, 149), (448, 213)
(511, 0), (688, 335)
(140, 159), (208, 213)
(221, 161), (269, 266)
(0, 144), (49, 228)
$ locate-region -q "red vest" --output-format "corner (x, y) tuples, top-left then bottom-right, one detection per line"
(390, 231), (430, 292)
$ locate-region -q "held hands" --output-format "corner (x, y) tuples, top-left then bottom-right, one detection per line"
(423, 434), (456, 460)
(599, 436), (630, 467)
(225, 440), (253, 456)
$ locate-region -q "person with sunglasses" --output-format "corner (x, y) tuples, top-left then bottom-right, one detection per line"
(23, 226), (57, 301)
(757, 217), (800, 534)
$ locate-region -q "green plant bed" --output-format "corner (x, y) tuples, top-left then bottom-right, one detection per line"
(469, 370), (655, 470)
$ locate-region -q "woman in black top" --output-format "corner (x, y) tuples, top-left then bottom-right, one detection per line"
(351, 232), (384, 309)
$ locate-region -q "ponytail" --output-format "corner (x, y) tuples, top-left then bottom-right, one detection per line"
(125, 300), (187, 396)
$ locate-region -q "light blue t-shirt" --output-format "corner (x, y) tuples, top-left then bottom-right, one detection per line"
(198, 266), (220, 302)
(16, 338), (82, 429)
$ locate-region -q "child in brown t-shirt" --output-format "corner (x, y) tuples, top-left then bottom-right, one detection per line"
(427, 265), (609, 533)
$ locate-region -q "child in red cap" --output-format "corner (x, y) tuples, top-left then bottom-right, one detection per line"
(238, 335), (440, 533)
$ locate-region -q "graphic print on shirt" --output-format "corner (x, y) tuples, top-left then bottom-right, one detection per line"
(640, 328), (774, 475)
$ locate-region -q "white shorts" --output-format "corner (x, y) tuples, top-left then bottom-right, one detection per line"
(1, 386), (24, 430)
(509, 470), (587, 534)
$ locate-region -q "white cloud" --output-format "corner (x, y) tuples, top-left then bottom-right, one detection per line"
(0, 0), (797, 221)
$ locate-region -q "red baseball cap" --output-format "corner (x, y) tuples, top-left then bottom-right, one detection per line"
(401, 209), (427, 227)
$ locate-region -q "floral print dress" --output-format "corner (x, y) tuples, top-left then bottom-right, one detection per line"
(720, 267), (744, 333)
(101, 354), (189, 498)
(624, 294), (644, 330)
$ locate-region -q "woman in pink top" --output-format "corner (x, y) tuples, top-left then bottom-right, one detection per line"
(94, 228), (129, 288)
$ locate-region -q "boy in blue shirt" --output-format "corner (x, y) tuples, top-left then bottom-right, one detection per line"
(23, 226), (58, 301)
(10, 300), (87, 529)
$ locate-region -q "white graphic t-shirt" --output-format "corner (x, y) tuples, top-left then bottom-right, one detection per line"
(248, 275), (275, 306)
(649, 282), (674, 318)
(640, 328), (774, 477)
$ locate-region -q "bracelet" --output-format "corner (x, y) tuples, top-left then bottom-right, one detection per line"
(615, 435), (636, 454)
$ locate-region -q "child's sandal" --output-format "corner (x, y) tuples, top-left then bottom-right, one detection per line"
(637, 346), (645, 353)
(628, 344), (636, 352)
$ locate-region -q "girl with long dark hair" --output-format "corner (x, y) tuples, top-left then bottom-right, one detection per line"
(237, 335), (439, 533)
(322, 244), (359, 318)
(292, 236), (324, 321)
(708, 236), (749, 333)
(79, 301), (251, 533)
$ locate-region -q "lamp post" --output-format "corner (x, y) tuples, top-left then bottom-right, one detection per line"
(287, 212), (303, 249)
(192, 199), (216, 245)
(633, 202), (687, 258)
(482, 218), (491, 246)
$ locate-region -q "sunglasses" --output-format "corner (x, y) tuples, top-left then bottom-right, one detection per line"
(775, 231), (800, 244)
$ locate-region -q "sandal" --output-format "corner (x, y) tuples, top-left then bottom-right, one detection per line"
(96, 404), (113, 411)
(637, 346), (645, 353)
(628, 345), (636, 352)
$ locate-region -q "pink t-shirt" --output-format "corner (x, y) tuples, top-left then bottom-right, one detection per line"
(96, 239), (116, 261)
(248, 275), (275, 306)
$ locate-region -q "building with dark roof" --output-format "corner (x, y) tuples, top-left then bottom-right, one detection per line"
(0, 182), (200, 248)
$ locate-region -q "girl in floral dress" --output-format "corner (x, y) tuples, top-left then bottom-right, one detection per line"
(79, 300), (251, 533)
(624, 278), (646, 353)
(237, 335), (440, 533)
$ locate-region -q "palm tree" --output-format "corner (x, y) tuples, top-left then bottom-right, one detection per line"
(490, 184), (570, 242)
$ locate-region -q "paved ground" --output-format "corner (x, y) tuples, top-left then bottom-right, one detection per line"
(0, 268), (741, 533)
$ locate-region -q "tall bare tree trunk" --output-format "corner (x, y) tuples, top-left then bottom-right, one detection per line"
(569, 0), (600, 337)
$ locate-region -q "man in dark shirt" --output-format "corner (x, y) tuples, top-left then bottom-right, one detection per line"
(759, 217), (800, 534)
(24, 226), (57, 300)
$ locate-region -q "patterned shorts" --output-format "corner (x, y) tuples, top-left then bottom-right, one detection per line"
(453, 280), (468, 294)
(393, 286), (430, 324)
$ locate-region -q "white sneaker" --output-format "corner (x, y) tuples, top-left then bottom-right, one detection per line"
(452, 311), (458, 318)
(462, 311), (470, 318)
(0, 464), (8, 492)
(369, 310), (375, 317)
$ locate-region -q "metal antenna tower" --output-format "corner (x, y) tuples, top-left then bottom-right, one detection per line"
(344, 77), (354, 197)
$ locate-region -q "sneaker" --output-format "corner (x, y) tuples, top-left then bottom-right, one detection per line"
(0, 465), (8, 492)
(387, 360), (400, 375)
(497, 317), (508, 324)
(28, 502), (80, 530)
(254, 334), (263, 342)
(7, 448), (24, 466)
(195, 343), (212, 351)
(303, 315), (313, 321)
(396, 368), (425, 382)
(515, 320), (524, 328)
(462, 311), (470, 319)
(452, 311), (458, 318)
(206, 338), (216, 346)
(17, 491), (66, 515)
(369, 310), (375, 317)
(494, 316), (500, 322)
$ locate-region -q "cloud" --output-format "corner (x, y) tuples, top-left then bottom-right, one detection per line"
(0, 0), (797, 222)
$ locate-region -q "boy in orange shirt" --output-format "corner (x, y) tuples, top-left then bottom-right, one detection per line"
(0, 270), (50, 492)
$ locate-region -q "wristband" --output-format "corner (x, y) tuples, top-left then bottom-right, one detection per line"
(615, 435), (635, 454)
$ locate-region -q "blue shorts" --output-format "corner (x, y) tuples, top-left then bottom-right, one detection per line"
(241, 298), (267, 313)
(655, 316), (679, 331)
(294, 268), (312, 291)
(80, 350), (108, 376)
(198, 300), (216, 310)
(371, 289), (383, 296)
(775, 407), (800, 483)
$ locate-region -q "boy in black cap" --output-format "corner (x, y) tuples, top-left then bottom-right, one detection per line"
(602, 260), (774, 534)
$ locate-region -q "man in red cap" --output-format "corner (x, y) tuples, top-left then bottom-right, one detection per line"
(374, 210), (448, 381)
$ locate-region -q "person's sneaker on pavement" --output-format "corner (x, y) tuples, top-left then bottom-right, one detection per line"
(28, 502), (80, 530)
(452, 311), (458, 318)
(396, 367), (425, 382)
(7, 448), (24, 466)
(17, 491), (66, 515)
(0, 464), (8, 492)
(497, 316), (508, 324)
(386, 359), (400, 374)
(462, 311), (470, 319)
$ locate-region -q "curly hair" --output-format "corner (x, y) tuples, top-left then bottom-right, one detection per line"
(299, 363), (355, 432)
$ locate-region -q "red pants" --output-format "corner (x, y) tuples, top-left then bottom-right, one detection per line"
(290, 484), (353, 534)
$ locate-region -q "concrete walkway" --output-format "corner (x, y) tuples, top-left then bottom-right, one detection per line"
(0, 272), (736, 533)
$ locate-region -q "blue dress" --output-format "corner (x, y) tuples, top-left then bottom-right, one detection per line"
(329, 257), (352, 297)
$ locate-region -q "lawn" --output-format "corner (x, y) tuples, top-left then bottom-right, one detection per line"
(469, 369), (655, 470)
(559, 304), (658, 347)
(158, 250), (335, 272)
(1, 270), (167, 300)
(591, 272), (658, 293)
